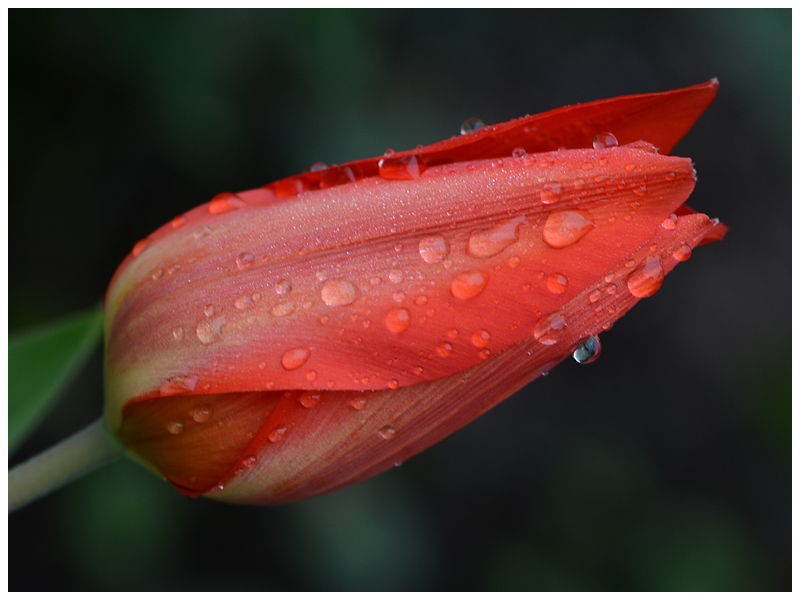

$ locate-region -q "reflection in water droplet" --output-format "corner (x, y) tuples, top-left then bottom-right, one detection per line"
(461, 118), (485, 134)
(379, 425), (396, 439)
(546, 273), (569, 294)
(533, 313), (567, 346)
(467, 216), (525, 258)
(448, 329), (459, 339)
(573, 335), (602, 364)
(281, 347), (310, 370)
(167, 420), (185, 435)
(673, 245), (692, 262)
(418, 235), (450, 264)
(269, 427), (287, 442)
(471, 329), (491, 348)
(542, 209), (595, 249)
(627, 256), (664, 298)
(321, 279), (360, 306)
(593, 132), (618, 150)
(236, 252), (255, 269)
(300, 391), (321, 408)
(196, 317), (225, 344)
(386, 307), (411, 333)
(437, 342), (453, 357)
(190, 404), (213, 422)
(450, 271), (489, 299)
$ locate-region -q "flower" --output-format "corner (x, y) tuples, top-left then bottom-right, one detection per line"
(104, 80), (725, 504)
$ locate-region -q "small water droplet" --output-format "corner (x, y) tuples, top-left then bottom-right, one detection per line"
(460, 117), (485, 134)
(269, 427), (287, 442)
(243, 454), (257, 467)
(211, 484), (224, 494)
(306, 370), (317, 381)
(235, 295), (253, 310)
(673, 245), (692, 262)
(388, 379), (399, 389)
(508, 256), (521, 268)
(392, 291), (406, 303)
(378, 155), (428, 180)
(188, 404), (213, 423)
(321, 279), (360, 306)
(208, 192), (246, 214)
(627, 256), (664, 298)
(236, 252), (255, 269)
(196, 317), (225, 344)
(573, 335), (602, 364)
(394, 461), (403, 468)
(581, 162), (594, 171)
(271, 301), (295, 317)
(151, 269), (163, 281)
(281, 347), (310, 371)
(437, 342), (453, 357)
(589, 289), (603, 303)
(275, 279), (292, 295)
(310, 162), (327, 171)
(204, 304), (216, 317)
(512, 147), (527, 158)
(471, 329), (491, 348)
(132, 239), (150, 257)
(386, 307), (411, 333)
(167, 420), (185, 435)
(448, 329), (459, 339)
(160, 375), (199, 396)
(593, 132), (618, 150)
(194, 226), (212, 240)
(379, 425), (396, 439)
(479, 349), (491, 360)
(533, 313), (567, 346)
(172, 327), (185, 341)
(542, 209), (595, 248)
(300, 391), (321, 408)
(384, 148), (395, 157)
(414, 295), (428, 306)
(171, 215), (187, 228)
(661, 214), (678, 230)
(351, 397), (367, 410)
(388, 269), (404, 284)
(418, 235), (450, 264)
(450, 271), (489, 299)
(540, 183), (562, 204)
(546, 273), (569, 294)
(467, 216), (525, 258)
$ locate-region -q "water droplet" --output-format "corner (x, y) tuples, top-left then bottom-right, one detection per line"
(243, 454), (258, 467)
(167, 420), (185, 435)
(512, 147), (527, 159)
(300, 391), (321, 408)
(384, 148), (395, 157)
(573, 335), (601, 364)
(235, 295), (253, 310)
(151, 269), (163, 281)
(388, 379), (399, 389)
(593, 132), (618, 150)
(378, 155), (428, 180)
(160, 375), (199, 396)
(321, 279), (360, 306)
(171, 215), (187, 228)
(204, 304), (215, 317)
(627, 256), (664, 298)
(194, 226), (212, 240)
(479, 349), (491, 360)
(467, 216), (525, 258)
(172, 327), (185, 341)
(546, 273), (569, 294)
(471, 329), (491, 348)
(132, 239), (150, 257)
(448, 329), (459, 339)
(437, 342), (453, 357)
(660, 214), (678, 230)
(271, 301), (295, 317)
(315, 269), (328, 282)
(450, 271), (489, 299)
(236, 252), (255, 269)
(379, 425), (396, 439)
(533, 313), (567, 346)
(388, 269), (404, 284)
(581, 162), (594, 171)
(268, 427), (287, 442)
(392, 291), (406, 303)
(460, 118), (485, 134)
(275, 279), (292, 295)
(394, 461), (403, 468)
(211, 484), (224, 494)
(542, 209), (595, 248)
(351, 397), (367, 410)
(190, 404), (213, 422)
(386, 307), (411, 333)
(589, 289), (603, 303)
(208, 192), (246, 214)
(281, 347), (310, 370)
(310, 162), (327, 171)
(539, 183), (562, 204)
(196, 317), (225, 345)
(321, 164), (363, 188)
(306, 370), (317, 381)
(508, 256), (521, 268)
(418, 235), (450, 264)
(673, 245), (692, 262)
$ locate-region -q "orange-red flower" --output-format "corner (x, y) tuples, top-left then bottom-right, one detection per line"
(104, 80), (726, 504)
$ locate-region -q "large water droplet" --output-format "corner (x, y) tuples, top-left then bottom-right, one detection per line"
(573, 335), (601, 364)
(593, 132), (618, 150)
(378, 425), (396, 440)
(471, 329), (491, 348)
(467, 216), (525, 258)
(281, 347), (310, 371)
(190, 404), (213, 422)
(208, 192), (246, 214)
(450, 271), (489, 299)
(461, 118), (485, 134)
(196, 317), (225, 345)
(378, 155), (427, 180)
(236, 252), (255, 269)
(546, 273), (569, 295)
(321, 279), (360, 306)
(418, 235), (450, 264)
(533, 313), (567, 345)
(542, 209), (595, 248)
(627, 256), (664, 298)
(386, 307), (411, 333)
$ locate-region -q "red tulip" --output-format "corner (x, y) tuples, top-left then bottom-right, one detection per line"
(104, 80), (725, 504)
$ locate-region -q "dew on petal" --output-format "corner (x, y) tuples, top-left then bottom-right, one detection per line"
(450, 271), (489, 299)
(132, 239), (151, 257)
(321, 279), (359, 306)
(171, 215), (187, 228)
(208, 192), (246, 214)
(388, 379), (399, 389)
(378, 425), (396, 440)
(508, 256), (521, 268)
(627, 256), (664, 298)
(235, 296), (254, 310)
(351, 397), (367, 410)
(437, 342), (453, 357)
(467, 216), (525, 258)
(661, 214), (678, 230)
(540, 183), (562, 204)
(388, 269), (404, 284)
(271, 301), (295, 317)
(300, 391), (321, 408)
(167, 420), (185, 435)
(386, 307), (411, 333)
(512, 147), (527, 159)
(190, 404), (213, 423)
(281, 347), (310, 371)
(542, 209), (595, 249)
(460, 118), (485, 134)
(269, 427), (287, 442)
(275, 279), (292, 295)
(378, 155), (427, 180)
(159, 375), (199, 396)
(204, 304), (215, 317)
(196, 317), (225, 345)
(419, 235), (450, 264)
(593, 132), (618, 150)
(546, 273), (569, 294)
(236, 252), (255, 269)
(172, 327), (185, 341)
(589, 290), (603, 304)
(673, 245), (692, 262)
(533, 313), (567, 346)
(573, 335), (601, 364)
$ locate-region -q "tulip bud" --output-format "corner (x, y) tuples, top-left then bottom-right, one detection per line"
(104, 81), (725, 504)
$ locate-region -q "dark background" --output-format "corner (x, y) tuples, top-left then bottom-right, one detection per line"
(9, 9), (790, 591)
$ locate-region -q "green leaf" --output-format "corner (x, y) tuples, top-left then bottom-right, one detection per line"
(9, 307), (104, 452)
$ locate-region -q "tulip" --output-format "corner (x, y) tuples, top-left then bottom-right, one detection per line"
(104, 80), (725, 504)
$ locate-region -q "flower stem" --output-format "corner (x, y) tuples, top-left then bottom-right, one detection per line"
(9, 418), (123, 513)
